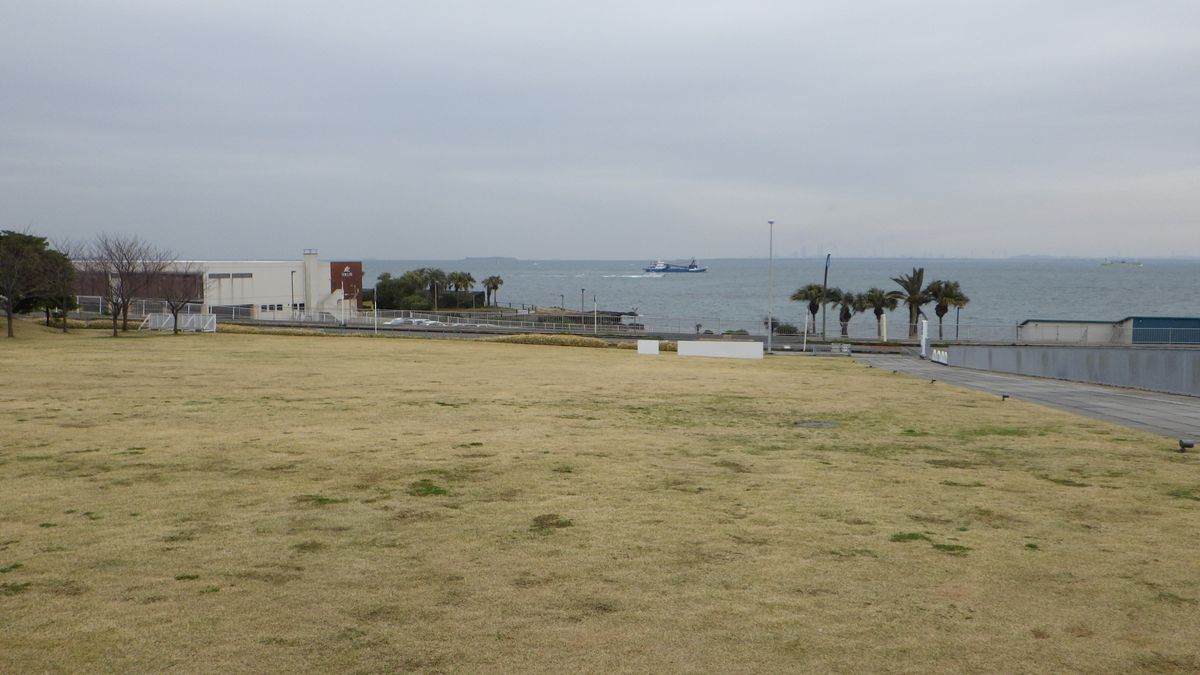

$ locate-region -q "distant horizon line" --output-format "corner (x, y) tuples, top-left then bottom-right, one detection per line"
(355, 255), (1200, 263)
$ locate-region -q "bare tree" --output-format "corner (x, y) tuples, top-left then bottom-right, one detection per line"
(159, 263), (204, 334)
(88, 234), (175, 337)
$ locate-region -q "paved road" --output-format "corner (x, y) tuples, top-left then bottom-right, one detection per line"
(854, 354), (1200, 442)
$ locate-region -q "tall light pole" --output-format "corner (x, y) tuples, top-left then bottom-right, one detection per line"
(580, 288), (585, 314)
(767, 219), (774, 354)
(560, 294), (565, 310)
(593, 292), (597, 334)
(341, 267), (353, 326)
(290, 270), (295, 318)
(821, 253), (831, 338)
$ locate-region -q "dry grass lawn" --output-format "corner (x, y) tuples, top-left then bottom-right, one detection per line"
(2, 321), (1199, 673)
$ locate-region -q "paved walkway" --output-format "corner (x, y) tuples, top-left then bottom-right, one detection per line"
(854, 354), (1200, 442)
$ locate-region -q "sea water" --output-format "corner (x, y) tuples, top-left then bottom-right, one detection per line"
(363, 258), (1200, 336)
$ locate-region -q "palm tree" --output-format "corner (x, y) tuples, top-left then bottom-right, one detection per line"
(833, 291), (862, 338)
(860, 287), (899, 338)
(417, 268), (447, 310)
(482, 275), (504, 307)
(447, 271), (476, 307)
(925, 280), (969, 339)
(790, 283), (835, 334)
(460, 272), (477, 308)
(888, 267), (931, 338)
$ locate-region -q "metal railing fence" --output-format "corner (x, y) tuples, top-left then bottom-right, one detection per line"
(71, 297), (1200, 345)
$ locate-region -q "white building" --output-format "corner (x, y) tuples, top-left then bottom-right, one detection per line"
(176, 249), (362, 320)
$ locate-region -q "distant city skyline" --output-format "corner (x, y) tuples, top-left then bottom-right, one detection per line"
(3, 2), (1198, 260)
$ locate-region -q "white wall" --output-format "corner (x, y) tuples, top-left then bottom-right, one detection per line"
(1018, 321), (1129, 344)
(171, 259), (343, 318)
(677, 341), (764, 360)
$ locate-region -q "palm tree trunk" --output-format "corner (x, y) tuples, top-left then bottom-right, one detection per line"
(875, 310), (883, 338)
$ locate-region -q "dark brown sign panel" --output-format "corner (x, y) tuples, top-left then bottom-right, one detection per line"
(330, 261), (364, 308)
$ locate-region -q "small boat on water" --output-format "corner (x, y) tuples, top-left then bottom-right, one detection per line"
(1102, 258), (1143, 267)
(644, 258), (707, 273)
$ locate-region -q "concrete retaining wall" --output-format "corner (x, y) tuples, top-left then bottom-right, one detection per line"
(947, 345), (1200, 397)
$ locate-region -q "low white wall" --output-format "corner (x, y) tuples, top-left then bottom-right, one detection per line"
(677, 341), (763, 360)
(637, 340), (660, 355)
(1017, 321), (1129, 344)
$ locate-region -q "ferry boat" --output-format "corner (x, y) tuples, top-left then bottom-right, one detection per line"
(644, 258), (707, 273)
(1102, 258), (1143, 267)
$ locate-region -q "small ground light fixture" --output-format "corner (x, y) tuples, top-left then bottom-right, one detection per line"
(1001, 394), (1009, 401)
(1181, 439), (1195, 453)
(930, 379), (936, 383)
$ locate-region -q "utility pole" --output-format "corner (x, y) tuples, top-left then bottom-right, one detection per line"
(767, 219), (774, 354)
(821, 253), (831, 338)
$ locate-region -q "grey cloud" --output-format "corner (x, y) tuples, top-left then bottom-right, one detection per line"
(2, 1), (1198, 259)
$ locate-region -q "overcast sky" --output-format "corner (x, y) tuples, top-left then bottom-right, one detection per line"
(2, 1), (1198, 259)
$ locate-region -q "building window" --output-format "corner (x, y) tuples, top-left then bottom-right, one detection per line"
(260, 305), (268, 311)
(209, 273), (231, 279)
(231, 272), (252, 279)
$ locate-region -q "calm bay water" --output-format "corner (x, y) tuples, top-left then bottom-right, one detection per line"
(363, 258), (1200, 336)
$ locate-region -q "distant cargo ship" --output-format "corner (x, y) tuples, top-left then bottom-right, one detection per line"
(644, 259), (707, 273)
(1102, 258), (1143, 267)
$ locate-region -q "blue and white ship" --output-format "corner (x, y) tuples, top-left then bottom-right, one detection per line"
(644, 258), (707, 273)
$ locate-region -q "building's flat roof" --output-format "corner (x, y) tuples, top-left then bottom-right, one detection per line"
(176, 259), (301, 264)
(1020, 316), (1200, 326)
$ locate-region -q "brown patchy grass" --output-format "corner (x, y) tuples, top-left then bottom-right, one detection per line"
(1, 320), (1199, 673)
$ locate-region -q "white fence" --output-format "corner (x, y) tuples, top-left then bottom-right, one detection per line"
(72, 296), (1196, 345)
(139, 313), (217, 333)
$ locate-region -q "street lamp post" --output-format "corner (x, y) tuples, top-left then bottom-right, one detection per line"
(821, 253), (831, 338)
(290, 270), (295, 318)
(341, 268), (353, 326)
(593, 292), (597, 335)
(767, 219), (774, 354)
